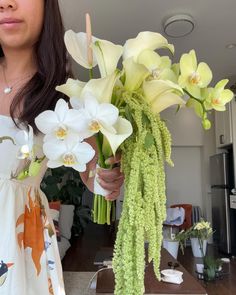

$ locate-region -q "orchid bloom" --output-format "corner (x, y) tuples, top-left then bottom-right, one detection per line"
(77, 94), (133, 155)
(178, 50), (212, 98)
(123, 31), (174, 62)
(35, 99), (85, 141)
(15, 125), (34, 159)
(64, 30), (123, 77)
(43, 138), (95, 172)
(143, 79), (185, 113)
(203, 79), (234, 111)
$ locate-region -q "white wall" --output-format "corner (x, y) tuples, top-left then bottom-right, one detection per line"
(162, 107), (216, 219)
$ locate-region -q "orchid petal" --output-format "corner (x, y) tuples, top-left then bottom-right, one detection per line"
(35, 111), (59, 134)
(123, 31), (174, 61)
(64, 30), (98, 68)
(196, 62), (213, 87)
(91, 40), (123, 77)
(100, 117), (133, 155)
(55, 99), (69, 122)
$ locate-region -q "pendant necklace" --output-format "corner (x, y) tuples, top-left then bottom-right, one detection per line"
(1, 64), (34, 95)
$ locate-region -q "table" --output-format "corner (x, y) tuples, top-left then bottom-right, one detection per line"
(96, 248), (207, 294)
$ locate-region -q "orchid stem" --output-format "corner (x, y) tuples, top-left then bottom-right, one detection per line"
(183, 89), (207, 113)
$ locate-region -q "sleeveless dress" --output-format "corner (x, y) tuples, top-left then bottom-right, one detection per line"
(0, 115), (65, 295)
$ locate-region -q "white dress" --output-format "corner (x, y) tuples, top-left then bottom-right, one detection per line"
(0, 115), (65, 295)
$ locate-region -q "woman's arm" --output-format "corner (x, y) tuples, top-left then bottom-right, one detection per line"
(80, 136), (124, 201)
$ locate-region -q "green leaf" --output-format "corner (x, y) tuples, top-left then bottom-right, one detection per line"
(144, 133), (155, 149)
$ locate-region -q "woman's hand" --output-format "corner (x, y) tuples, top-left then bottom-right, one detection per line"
(80, 137), (124, 201)
(97, 154), (124, 201)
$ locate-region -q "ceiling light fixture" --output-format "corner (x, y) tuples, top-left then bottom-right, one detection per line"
(163, 14), (195, 38)
(226, 43), (236, 49)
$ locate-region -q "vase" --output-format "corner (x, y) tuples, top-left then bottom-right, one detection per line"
(163, 239), (179, 259)
(190, 238), (207, 257)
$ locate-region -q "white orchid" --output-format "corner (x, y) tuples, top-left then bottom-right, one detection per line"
(123, 31), (174, 62)
(43, 138), (95, 172)
(65, 30), (123, 77)
(35, 99), (85, 141)
(77, 94), (133, 155)
(15, 125), (34, 159)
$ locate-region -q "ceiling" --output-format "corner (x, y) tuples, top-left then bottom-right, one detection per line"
(59, 0), (236, 85)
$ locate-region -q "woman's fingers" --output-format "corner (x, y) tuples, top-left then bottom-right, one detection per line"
(97, 166), (123, 181)
(105, 189), (121, 201)
(97, 175), (124, 191)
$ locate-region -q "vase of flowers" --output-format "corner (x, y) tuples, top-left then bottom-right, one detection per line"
(163, 229), (188, 259)
(187, 220), (213, 258)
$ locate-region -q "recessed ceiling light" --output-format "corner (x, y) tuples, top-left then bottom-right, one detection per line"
(226, 43), (236, 49)
(163, 14), (195, 38)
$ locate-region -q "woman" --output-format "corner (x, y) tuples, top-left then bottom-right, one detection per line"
(0, 0), (123, 294)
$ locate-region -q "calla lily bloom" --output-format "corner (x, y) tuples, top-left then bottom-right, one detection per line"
(123, 31), (174, 61)
(178, 50), (212, 98)
(56, 78), (86, 99)
(35, 99), (85, 141)
(123, 58), (150, 91)
(91, 40), (123, 78)
(64, 30), (99, 68)
(203, 79), (234, 111)
(71, 71), (119, 108)
(101, 117), (133, 155)
(43, 138), (95, 172)
(15, 125), (34, 159)
(143, 80), (185, 113)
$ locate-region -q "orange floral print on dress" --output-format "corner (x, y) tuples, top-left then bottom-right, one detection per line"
(16, 188), (45, 276)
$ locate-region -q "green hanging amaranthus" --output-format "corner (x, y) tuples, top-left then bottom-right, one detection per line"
(112, 91), (173, 295)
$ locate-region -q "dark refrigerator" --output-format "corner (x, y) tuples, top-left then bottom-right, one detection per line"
(210, 151), (235, 254)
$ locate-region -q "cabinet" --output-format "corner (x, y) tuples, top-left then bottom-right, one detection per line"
(215, 101), (233, 148)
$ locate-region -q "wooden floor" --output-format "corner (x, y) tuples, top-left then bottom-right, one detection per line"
(62, 221), (236, 295)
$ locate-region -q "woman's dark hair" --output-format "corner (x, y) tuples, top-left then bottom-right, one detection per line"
(0, 0), (71, 131)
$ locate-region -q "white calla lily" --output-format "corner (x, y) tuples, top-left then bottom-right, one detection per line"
(143, 79), (185, 113)
(35, 99), (86, 141)
(80, 71), (119, 104)
(56, 78), (86, 98)
(123, 58), (149, 91)
(101, 117), (133, 155)
(64, 30), (99, 68)
(43, 138), (95, 172)
(91, 40), (123, 78)
(123, 31), (174, 61)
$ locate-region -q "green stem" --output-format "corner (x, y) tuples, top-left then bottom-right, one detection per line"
(183, 89), (207, 113)
(96, 134), (106, 168)
(89, 68), (93, 79)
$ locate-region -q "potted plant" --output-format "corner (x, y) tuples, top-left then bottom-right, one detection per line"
(163, 228), (188, 259)
(187, 219), (213, 258)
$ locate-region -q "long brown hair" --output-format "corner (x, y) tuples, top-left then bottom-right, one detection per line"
(1, 0), (71, 131)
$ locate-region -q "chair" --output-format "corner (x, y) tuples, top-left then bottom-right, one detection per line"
(170, 204), (193, 230)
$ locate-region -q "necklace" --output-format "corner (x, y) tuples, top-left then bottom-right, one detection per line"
(1, 65), (34, 94)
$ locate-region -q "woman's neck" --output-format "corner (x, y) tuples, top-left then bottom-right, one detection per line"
(1, 46), (37, 79)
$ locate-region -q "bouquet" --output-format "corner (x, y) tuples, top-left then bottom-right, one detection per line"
(10, 13), (233, 295)
(188, 219), (213, 240)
